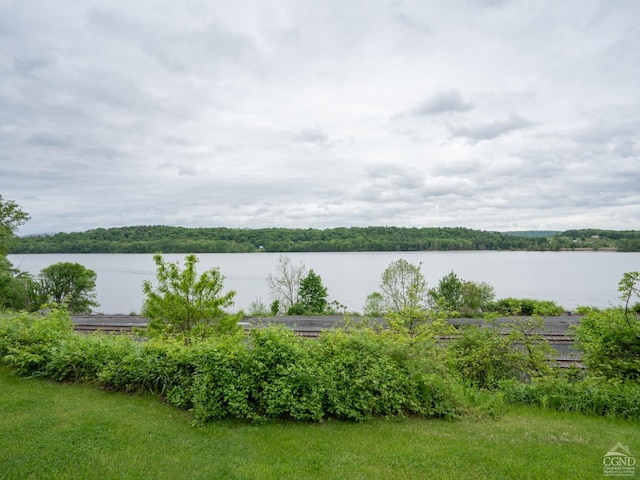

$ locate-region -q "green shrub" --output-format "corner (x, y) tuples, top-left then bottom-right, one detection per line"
(488, 298), (564, 316)
(0, 307), (74, 377)
(316, 328), (463, 420)
(12, 308), (639, 423)
(572, 308), (640, 380)
(248, 326), (324, 421)
(43, 334), (133, 382)
(448, 318), (555, 389)
(189, 333), (253, 422)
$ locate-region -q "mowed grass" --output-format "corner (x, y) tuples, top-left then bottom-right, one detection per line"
(1, 366), (638, 480)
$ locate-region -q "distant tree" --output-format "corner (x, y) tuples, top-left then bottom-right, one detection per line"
(428, 271), (463, 312)
(142, 254), (238, 340)
(247, 298), (270, 317)
(39, 262), (99, 313)
(428, 271), (495, 316)
(460, 281), (495, 314)
(267, 255), (306, 314)
(379, 259), (429, 335)
(289, 269), (328, 315)
(363, 291), (385, 317)
(380, 259), (428, 313)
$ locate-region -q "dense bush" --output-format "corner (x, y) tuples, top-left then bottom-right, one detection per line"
(447, 317), (555, 389)
(0, 311), (468, 423)
(487, 298), (565, 316)
(316, 329), (460, 420)
(572, 307), (640, 381)
(0, 307), (74, 376)
(3, 307), (639, 423)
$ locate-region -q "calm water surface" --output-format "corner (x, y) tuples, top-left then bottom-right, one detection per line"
(8, 251), (640, 314)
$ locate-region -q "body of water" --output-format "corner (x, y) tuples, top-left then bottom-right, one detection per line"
(8, 251), (639, 314)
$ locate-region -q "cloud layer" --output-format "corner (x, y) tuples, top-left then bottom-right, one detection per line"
(1, 0), (639, 235)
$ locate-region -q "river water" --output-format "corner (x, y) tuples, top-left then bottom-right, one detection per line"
(7, 251), (639, 314)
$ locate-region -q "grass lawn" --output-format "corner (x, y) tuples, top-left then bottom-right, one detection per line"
(0, 365), (637, 480)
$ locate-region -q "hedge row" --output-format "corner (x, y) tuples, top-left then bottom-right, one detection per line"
(0, 310), (468, 422)
(3, 309), (639, 422)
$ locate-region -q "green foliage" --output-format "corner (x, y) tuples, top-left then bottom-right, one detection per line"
(618, 271), (639, 323)
(270, 299), (280, 316)
(288, 269), (328, 315)
(428, 271), (464, 312)
(553, 229), (640, 251)
(448, 317), (556, 389)
(572, 307), (640, 380)
(380, 259), (428, 312)
(362, 291), (384, 317)
(0, 260), (42, 311)
(0, 197), (34, 310)
(0, 311), (469, 423)
(0, 195), (30, 256)
(247, 298), (271, 317)
(38, 262), (99, 313)
(460, 281), (495, 314)
(487, 297), (565, 316)
(142, 254), (238, 341)
(18, 225), (639, 254)
(316, 327), (463, 421)
(247, 327), (324, 421)
(0, 307), (74, 377)
(428, 271), (495, 317)
(500, 376), (640, 419)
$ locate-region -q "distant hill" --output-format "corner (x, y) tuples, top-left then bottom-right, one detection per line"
(9, 226), (640, 253)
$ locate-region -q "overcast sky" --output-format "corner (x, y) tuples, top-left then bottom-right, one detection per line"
(1, 0), (639, 236)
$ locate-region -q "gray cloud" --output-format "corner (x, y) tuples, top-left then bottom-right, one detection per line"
(449, 114), (534, 141)
(291, 127), (330, 146)
(410, 90), (474, 116)
(1, 0), (638, 235)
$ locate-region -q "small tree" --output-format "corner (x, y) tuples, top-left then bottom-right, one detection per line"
(142, 254), (237, 340)
(380, 259), (428, 312)
(39, 262), (98, 313)
(380, 259), (429, 335)
(428, 271), (463, 312)
(363, 291), (385, 317)
(460, 281), (495, 314)
(267, 255), (306, 314)
(289, 269), (328, 315)
(429, 271), (495, 317)
(618, 271), (640, 325)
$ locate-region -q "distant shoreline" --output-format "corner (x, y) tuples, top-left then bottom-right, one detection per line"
(11, 225), (639, 254)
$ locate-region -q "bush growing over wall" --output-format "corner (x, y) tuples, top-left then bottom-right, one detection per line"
(572, 307), (640, 381)
(3, 305), (639, 423)
(447, 316), (557, 390)
(0, 311), (469, 423)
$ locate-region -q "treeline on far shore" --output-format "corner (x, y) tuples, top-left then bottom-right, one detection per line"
(10, 226), (640, 254)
